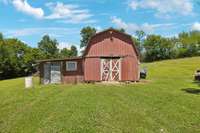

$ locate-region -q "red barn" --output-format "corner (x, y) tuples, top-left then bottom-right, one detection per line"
(39, 28), (140, 84)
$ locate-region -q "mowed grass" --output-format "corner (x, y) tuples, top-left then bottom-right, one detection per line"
(0, 57), (200, 133)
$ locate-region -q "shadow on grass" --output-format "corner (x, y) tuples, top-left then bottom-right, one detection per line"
(0, 120), (3, 127)
(182, 88), (200, 95)
(193, 81), (200, 87)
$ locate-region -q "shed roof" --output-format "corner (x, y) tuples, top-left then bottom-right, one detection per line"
(37, 56), (83, 63)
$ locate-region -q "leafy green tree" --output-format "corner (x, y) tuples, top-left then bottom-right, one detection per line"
(80, 26), (96, 49)
(0, 38), (36, 79)
(131, 36), (140, 56)
(118, 28), (125, 33)
(30, 48), (45, 60)
(70, 45), (78, 57)
(143, 35), (175, 62)
(60, 45), (78, 58)
(177, 31), (200, 57)
(38, 35), (59, 59)
(60, 48), (72, 58)
(0, 32), (3, 40)
(135, 30), (146, 53)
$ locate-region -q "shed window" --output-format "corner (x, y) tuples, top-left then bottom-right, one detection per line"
(66, 61), (77, 71)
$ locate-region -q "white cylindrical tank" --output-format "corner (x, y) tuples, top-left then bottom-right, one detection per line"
(25, 76), (33, 88)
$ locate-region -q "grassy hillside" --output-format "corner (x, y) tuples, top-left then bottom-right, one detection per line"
(0, 57), (199, 133)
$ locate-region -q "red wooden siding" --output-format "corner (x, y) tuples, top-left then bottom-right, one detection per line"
(84, 58), (101, 81)
(121, 56), (139, 81)
(39, 58), (84, 84)
(62, 59), (84, 83)
(84, 29), (139, 81)
(85, 30), (138, 58)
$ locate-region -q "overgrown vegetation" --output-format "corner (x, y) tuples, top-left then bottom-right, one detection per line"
(142, 31), (200, 62)
(0, 57), (199, 133)
(0, 34), (77, 80)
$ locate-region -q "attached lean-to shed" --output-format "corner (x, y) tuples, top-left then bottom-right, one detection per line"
(38, 28), (140, 84)
(39, 57), (84, 84)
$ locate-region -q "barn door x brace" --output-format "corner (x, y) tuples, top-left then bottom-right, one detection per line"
(101, 58), (121, 81)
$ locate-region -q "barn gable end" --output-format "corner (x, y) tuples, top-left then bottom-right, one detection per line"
(84, 28), (139, 58)
(84, 28), (140, 82)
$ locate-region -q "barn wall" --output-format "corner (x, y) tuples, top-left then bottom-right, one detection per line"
(84, 30), (139, 82)
(84, 57), (101, 81)
(84, 56), (139, 82)
(62, 75), (84, 84)
(62, 59), (84, 84)
(121, 56), (139, 81)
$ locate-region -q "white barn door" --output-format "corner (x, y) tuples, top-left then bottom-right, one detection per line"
(101, 58), (121, 81)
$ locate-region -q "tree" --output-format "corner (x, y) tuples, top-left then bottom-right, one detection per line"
(60, 45), (78, 58)
(60, 48), (72, 58)
(80, 26), (96, 49)
(0, 33), (3, 41)
(0, 38), (37, 79)
(176, 31), (200, 57)
(70, 45), (78, 57)
(38, 35), (59, 59)
(131, 36), (142, 59)
(118, 28), (125, 33)
(143, 35), (175, 62)
(135, 30), (146, 53)
(135, 30), (146, 41)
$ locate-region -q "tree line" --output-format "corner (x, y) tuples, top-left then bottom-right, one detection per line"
(134, 30), (200, 62)
(0, 26), (200, 79)
(0, 34), (77, 79)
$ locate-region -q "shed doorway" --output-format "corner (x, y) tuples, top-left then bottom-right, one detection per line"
(43, 62), (61, 84)
(101, 58), (121, 81)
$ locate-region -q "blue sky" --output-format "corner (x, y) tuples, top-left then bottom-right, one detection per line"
(0, 0), (200, 50)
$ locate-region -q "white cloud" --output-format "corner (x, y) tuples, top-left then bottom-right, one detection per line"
(129, 0), (193, 17)
(191, 22), (200, 31)
(111, 16), (176, 33)
(45, 2), (94, 24)
(4, 27), (79, 37)
(3, 1), (94, 24)
(12, 0), (44, 18)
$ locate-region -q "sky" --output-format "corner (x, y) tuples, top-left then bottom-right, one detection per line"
(0, 0), (200, 50)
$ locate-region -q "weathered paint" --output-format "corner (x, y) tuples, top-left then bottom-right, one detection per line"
(121, 56), (139, 81)
(85, 31), (138, 58)
(84, 57), (101, 81)
(62, 58), (84, 84)
(40, 58), (84, 84)
(84, 29), (139, 82)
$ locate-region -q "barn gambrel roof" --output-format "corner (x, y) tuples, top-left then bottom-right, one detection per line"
(83, 28), (140, 57)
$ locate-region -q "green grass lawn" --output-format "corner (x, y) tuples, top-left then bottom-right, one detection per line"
(0, 57), (200, 133)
